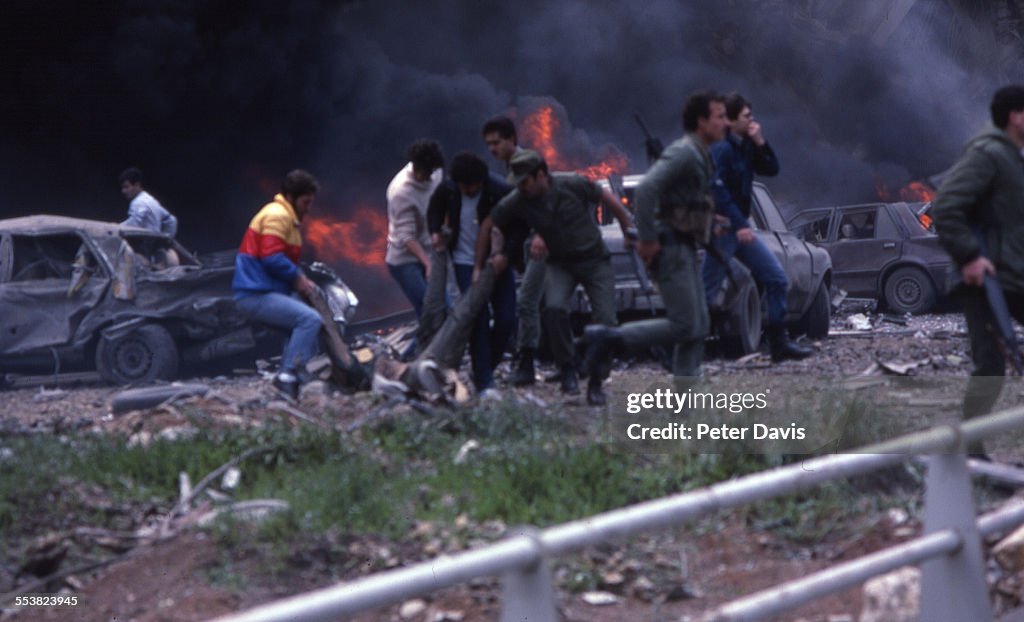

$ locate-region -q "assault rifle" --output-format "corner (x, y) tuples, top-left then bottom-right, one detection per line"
(607, 173), (656, 315)
(634, 112), (664, 164)
(976, 232), (1024, 374)
(983, 273), (1024, 374)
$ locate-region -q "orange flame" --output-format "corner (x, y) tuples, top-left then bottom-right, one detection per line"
(519, 105), (629, 180)
(876, 180), (936, 203)
(304, 207), (388, 268)
(899, 181), (936, 202)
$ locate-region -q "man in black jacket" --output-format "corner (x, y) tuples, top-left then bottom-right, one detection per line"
(427, 152), (516, 394)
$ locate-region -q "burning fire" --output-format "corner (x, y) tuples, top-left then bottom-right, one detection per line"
(519, 104), (629, 180)
(304, 207), (388, 269)
(875, 180), (936, 203)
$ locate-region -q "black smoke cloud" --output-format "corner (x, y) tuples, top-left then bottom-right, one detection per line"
(0, 0), (1009, 312)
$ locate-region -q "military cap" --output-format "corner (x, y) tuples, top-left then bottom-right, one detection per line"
(507, 149), (544, 185)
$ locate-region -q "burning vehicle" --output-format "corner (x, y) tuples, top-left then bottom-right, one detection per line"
(0, 216), (358, 385)
(786, 201), (952, 314)
(588, 177), (832, 356)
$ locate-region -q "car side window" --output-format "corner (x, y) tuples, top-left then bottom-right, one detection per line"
(10, 234), (89, 282)
(874, 206), (900, 239)
(837, 210), (876, 240)
(802, 215), (831, 241)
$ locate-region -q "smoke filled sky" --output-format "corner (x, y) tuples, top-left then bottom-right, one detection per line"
(0, 0), (1011, 313)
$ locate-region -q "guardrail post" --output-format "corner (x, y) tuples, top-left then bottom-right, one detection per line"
(919, 451), (993, 622)
(499, 529), (557, 622)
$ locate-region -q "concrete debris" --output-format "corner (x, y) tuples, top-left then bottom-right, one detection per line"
(581, 591), (619, 606)
(877, 359), (927, 376)
(630, 575), (657, 601)
(399, 598), (426, 619)
(847, 313), (872, 331)
(993, 518), (1024, 573)
(859, 566), (919, 622)
(221, 467), (241, 490)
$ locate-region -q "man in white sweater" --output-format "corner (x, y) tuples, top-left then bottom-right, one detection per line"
(385, 139), (444, 319)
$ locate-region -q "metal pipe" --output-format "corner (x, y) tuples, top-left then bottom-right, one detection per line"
(211, 407), (1024, 622)
(978, 498), (1024, 537)
(707, 530), (961, 622)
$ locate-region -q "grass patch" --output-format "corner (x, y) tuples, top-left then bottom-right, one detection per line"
(1, 401), (903, 564)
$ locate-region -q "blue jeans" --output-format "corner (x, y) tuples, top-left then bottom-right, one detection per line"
(454, 263), (517, 390)
(236, 292), (322, 373)
(388, 261), (427, 319)
(702, 231), (788, 325)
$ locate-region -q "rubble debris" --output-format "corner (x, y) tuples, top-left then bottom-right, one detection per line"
(847, 313), (872, 331)
(221, 467), (241, 490)
(877, 359), (927, 376)
(580, 591), (619, 606)
(399, 598), (427, 619)
(110, 383), (210, 415)
(860, 567), (919, 622)
(195, 499), (289, 527)
(880, 314), (910, 326)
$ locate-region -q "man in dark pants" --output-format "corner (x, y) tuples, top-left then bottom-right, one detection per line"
(427, 152), (515, 396)
(481, 116), (547, 386)
(584, 91), (728, 383)
(932, 84), (1024, 459)
(489, 150), (635, 404)
(702, 93), (812, 362)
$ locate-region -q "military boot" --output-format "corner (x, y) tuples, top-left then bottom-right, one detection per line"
(510, 348), (536, 386)
(586, 376), (607, 406)
(767, 325), (813, 363)
(559, 362), (580, 395)
(582, 324), (625, 380)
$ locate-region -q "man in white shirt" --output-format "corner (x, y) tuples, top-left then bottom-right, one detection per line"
(119, 167), (178, 237)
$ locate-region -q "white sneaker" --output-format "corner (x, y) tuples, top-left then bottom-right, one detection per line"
(479, 387), (502, 402)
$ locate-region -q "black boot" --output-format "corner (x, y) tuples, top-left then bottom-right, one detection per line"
(510, 348), (536, 386)
(767, 325), (813, 363)
(582, 324), (625, 379)
(586, 376), (607, 406)
(559, 362), (579, 395)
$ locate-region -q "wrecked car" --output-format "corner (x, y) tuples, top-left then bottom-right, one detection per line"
(787, 201), (952, 314)
(0, 216), (358, 385)
(584, 177), (832, 356)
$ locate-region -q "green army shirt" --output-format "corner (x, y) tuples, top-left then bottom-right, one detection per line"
(633, 134), (714, 242)
(490, 173), (608, 264)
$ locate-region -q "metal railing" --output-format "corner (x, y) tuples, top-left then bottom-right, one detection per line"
(211, 404), (1024, 622)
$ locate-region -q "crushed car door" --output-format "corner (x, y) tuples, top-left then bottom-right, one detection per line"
(750, 185), (816, 307)
(827, 206), (902, 297)
(0, 233), (110, 354)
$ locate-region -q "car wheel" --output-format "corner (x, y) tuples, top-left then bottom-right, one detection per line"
(96, 324), (179, 385)
(719, 283), (762, 358)
(793, 281), (831, 339)
(883, 266), (936, 314)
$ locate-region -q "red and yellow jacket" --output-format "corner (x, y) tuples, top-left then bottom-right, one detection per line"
(232, 194), (303, 297)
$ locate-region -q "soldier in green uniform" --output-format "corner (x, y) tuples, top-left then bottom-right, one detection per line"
(932, 85), (1024, 459)
(583, 91), (729, 383)
(489, 150), (636, 405)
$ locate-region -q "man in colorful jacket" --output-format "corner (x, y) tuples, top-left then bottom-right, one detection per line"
(233, 170), (322, 401)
